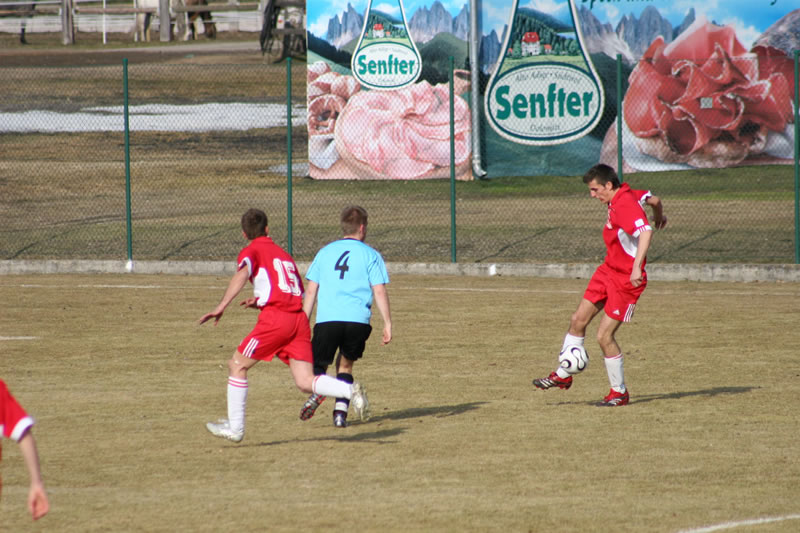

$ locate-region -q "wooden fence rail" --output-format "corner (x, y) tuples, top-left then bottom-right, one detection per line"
(0, 0), (271, 44)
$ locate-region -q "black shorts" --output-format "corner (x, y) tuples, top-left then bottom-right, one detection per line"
(312, 321), (373, 367)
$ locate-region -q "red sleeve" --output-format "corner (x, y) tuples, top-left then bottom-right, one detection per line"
(1, 381), (35, 442)
(615, 196), (651, 236)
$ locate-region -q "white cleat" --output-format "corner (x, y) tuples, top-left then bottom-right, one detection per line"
(350, 382), (370, 421)
(205, 418), (244, 443)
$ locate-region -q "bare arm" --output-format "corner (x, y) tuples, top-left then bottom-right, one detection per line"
(198, 267), (249, 325)
(645, 195), (667, 229)
(19, 431), (49, 520)
(631, 229), (652, 288)
(372, 283), (392, 345)
(303, 280), (319, 319)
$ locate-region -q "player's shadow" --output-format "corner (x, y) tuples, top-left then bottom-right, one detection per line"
(629, 386), (758, 405)
(368, 401), (488, 422)
(243, 402), (487, 448)
(554, 385), (757, 407)
(247, 427), (409, 448)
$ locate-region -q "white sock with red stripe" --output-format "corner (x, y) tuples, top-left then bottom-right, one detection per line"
(227, 377), (248, 433)
(604, 354), (625, 393)
(312, 375), (352, 400)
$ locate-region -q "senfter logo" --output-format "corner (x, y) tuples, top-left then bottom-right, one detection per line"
(351, 0), (422, 91)
(487, 64), (602, 144)
(483, 0), (605, 145)
(353, 44), (420, 89)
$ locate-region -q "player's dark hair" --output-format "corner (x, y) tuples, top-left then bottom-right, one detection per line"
(341, 205), (368, 236)
(583, 163), (620, 188)
(241, 208), (268, 240)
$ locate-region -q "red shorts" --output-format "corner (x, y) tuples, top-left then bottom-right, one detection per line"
(584, 263), (647, 323)
(238, 307), (313, 365)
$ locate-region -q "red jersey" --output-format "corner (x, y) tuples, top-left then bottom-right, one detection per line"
(603, 183), (652, 274)
(237, 236), (304, 312)
(1, 380), (35, 463)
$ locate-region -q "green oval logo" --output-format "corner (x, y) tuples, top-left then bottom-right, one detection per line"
(352, 42), (421, 90)
(486, 63), (602, 145)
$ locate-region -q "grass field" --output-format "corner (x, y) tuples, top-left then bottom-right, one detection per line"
(1, 273), (799, 532)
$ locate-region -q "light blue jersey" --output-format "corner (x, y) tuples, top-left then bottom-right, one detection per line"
(305, 238), (389, 324)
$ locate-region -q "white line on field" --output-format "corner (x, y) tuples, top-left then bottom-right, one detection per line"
(0, 336), (39, 341)
(398, 286), (800, 297)
(678, 514), (800, 532)
(404, 286), (581, 294)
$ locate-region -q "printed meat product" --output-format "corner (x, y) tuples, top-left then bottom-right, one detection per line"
(623, 17), (794, 168)
(334, 80), (471, 179)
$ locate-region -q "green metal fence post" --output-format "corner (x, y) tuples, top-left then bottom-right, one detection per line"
(123, 58), (133, 271)
(449, 56), (456, 263)
(794, 50), (799, 264)
(616, 54), (623, 183)
(287, 57), (293, 256)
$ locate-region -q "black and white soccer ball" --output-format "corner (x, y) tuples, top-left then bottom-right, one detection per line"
(558, 344), (589, 375)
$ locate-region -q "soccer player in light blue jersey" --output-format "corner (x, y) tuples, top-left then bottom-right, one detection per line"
(300, 206), (392, 427)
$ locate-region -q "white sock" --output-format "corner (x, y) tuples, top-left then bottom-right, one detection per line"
(555, 367), (572, 379)
(227, 377), (248, 433)
(334, 400), (349, 413)
(313, 375), (352, 399)
(604, 354), (625, 392)
(562, 333), (585, 351)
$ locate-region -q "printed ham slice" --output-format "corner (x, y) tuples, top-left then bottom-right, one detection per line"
(335, 80), (471, 179)
(308, 61), (331, 83)
(623, 17), (794, 167)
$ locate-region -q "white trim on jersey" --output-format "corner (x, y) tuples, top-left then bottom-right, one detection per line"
(252, 267), (273, 308)
(8, 415), (35, 442)
(239, 257), (253, 278)
(617, 228), (639, 258)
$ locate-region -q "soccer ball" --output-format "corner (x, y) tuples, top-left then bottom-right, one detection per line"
(559, 344), (589, 375)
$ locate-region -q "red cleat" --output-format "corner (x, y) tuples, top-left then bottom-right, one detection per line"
(532, 372), (573, 390)
(600, 388), (629, 406)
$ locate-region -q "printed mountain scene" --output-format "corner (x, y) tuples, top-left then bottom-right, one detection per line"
(363, 13), (408, 41)
(504, 8), (577, 61)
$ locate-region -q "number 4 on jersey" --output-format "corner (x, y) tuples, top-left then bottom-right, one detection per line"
(335, 251), (350, 279)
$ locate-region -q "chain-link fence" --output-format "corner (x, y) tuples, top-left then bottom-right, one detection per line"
(1, 58), (797, 265)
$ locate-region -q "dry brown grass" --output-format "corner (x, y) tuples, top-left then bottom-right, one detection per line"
(1, 273), (799, 532)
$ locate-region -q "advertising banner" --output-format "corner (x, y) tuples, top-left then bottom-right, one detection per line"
(308, 0), (797, 178)
(481, 0), (797, 176)
(307, 0), (474, 180)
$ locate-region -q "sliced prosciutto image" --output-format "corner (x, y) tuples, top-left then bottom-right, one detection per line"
(306, 60), (472, 180)
(622, 17), (795, 168)
(334, 80), (472, 180)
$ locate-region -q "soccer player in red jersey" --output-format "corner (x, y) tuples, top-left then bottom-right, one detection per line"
(533, 164), (665, 406)
(1, 379), (49, 520)
(199, 209), (369, 442)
